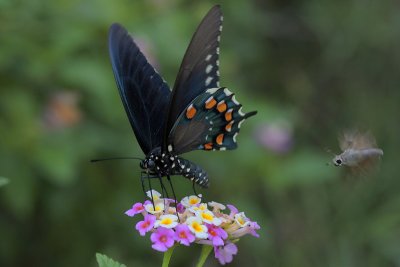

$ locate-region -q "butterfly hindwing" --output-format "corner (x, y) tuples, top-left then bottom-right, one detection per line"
(168, 87), (257, 154)
(109, 23), (171, 154)
(164, 5), (223, 149)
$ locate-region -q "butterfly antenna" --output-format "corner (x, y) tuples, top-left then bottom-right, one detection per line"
(147, 174), (156, 210)
(192, 182), (200, 198)
(90, 157), (143, 163)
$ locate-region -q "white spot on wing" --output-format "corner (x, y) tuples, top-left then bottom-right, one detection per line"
(238, 107), (245, 116)
(220, 147), (226, 151)
(205, 54), (212, 61)
(232, 95), (239, 105)
(206, 88), (219, 94)
(219, 25), (223, 31)
(168, 145), (173, 152)
(223, 88), (233, 96)
(205, 76), (213, 86)
(205, 64), (213, 74)
(233, 133), (238, 143)
(238, 119), (245, 129)
(216, 47), (220, 55)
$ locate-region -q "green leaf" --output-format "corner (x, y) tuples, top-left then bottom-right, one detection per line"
(0, 177), (9, 187)
(96, 253), (127, 267)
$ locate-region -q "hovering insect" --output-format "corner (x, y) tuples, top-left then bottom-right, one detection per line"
(108, 5), (257, 190)
(332, 130), (383, 172)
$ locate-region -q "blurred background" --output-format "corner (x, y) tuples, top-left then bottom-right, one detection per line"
(1, 0), (400, 266)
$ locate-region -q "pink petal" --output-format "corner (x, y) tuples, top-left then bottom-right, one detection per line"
(152, 242), (168, 252)
(224, 243), (238, 255)
(164, 237), (175, 248)
(212, 236), (224, 246)
(125, 209), (137, 217)
(226, 204), (238, 217)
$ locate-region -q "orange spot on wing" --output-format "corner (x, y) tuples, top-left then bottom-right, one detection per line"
(204, 143), (213, 150)
(225, 121), (234, 132)
(217, 101), (227, 113)
(225, 109), (233, 121)
(216, 133), (224, 145)
(205, 97), (217, 109)
(186, 104), (197, 119)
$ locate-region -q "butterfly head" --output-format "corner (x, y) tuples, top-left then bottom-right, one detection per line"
(140, 158), (156, 171)
(333, 155), (343, 166)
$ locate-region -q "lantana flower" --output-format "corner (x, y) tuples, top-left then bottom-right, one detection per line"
(150, 227), (175, 252)
(125, 202), (144, 217)
(125, 190), (260, 265)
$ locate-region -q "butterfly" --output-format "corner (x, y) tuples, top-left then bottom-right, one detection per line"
(108, 5), (257, 190)
(332, 130), (383, 173)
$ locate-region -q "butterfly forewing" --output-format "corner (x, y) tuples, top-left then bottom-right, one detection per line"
(164, 5), (223, 150)
(109, 24), (171, 154)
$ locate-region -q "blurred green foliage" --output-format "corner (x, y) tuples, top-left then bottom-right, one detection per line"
(1, 0), (400, 266)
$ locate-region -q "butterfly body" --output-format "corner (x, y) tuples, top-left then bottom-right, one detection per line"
(333, 148), (384, 167)
(140, 149), (209, 187)
(109, 5), (256, 189)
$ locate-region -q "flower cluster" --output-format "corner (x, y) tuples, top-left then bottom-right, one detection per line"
(125, 190), (260, 265)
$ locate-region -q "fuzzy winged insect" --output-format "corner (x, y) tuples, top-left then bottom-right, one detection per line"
(332, 130), (383, 173)
(108, 5), (257, 196)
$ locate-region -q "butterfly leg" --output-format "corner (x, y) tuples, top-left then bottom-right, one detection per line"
(146, 172), (156, 209)
(140, 172), (147, 199)
(192, 181), (200, 198)
(154, 173), (169, 210)
(166, 174), (180, 221)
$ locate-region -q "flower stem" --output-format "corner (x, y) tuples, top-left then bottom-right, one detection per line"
(162, 246), (175, 267)
(196, 245), (213, 267)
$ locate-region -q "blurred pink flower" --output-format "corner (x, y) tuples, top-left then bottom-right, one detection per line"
(150, 227), (175, 252)
(255, 121), (293, 154)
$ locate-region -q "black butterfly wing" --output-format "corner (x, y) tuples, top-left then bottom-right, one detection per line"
(109, 23), (171, 155)
(164, 5), (223, 150)
(169, 87), (257, 155)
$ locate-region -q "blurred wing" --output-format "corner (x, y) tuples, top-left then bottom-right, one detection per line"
(168, 87), (257, 155)
(164, 5), (223, 149)
(339, 130), (377, 151)
(109, 23), (171, 154)
(349, 153), (382, 176)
